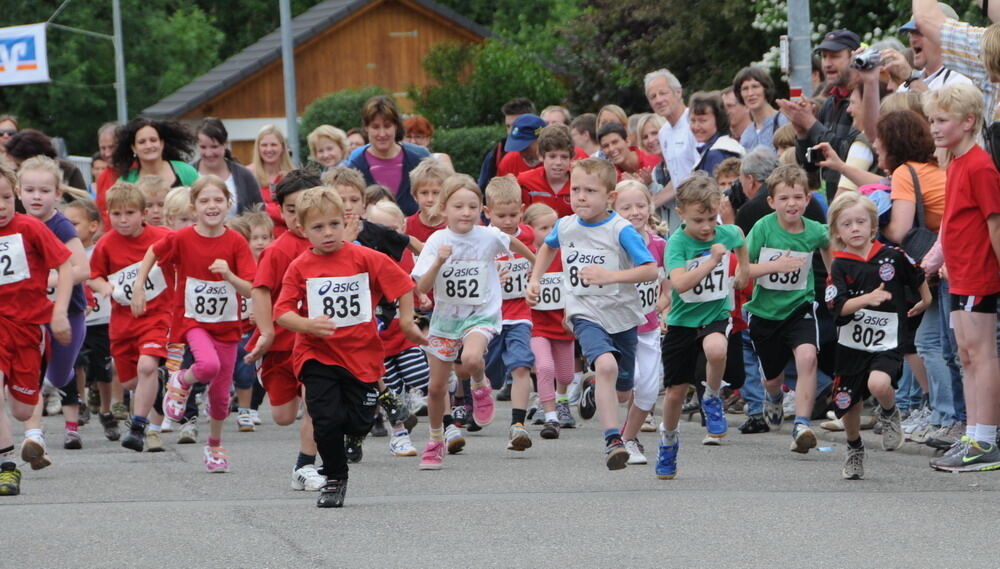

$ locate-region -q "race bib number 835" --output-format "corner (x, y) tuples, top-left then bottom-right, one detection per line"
(306, 274), (372, 327)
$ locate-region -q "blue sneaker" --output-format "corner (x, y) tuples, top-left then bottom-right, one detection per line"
(655, 437), (679, 480)
(701, 396), (727, 438)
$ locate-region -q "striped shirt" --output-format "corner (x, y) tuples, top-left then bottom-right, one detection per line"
(940, 19), (999, 121)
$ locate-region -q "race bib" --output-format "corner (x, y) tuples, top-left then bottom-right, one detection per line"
(563, 247), (619, 296)
(46, 269), (57, 302)
(534, 272), (565, 311)
(499, 257), (532, 300)
(239, 295), (253, 321)
(678, 253), (731, 304)
(838, 309), (898, 352)
(86, 290), (112, 326)
(306, 274), (372, 327)
(435, 261), (487, 305)
(0, 233), (30, 286)
(758, 247), (810, 291)
(184, 278), (239, 323)
(109, 262), (168, 306)
(636, 267), (664, 313)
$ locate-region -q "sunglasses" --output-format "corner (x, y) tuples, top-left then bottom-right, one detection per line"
(0, 130), (15, 136)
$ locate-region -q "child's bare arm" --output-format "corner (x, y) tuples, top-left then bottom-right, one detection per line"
(526, 244), (557, 306)
(580, 262), (657, 286)
(245, 287), (274, 363)
(669, 244), (727, 293)
(130, 246), (157, 316)
(407, 236), (424, 255)
(276, 310), (337, 338)
(508, 238), (536, 264)
(734, 244), (750, 290)
(988, 214), (1000, 268)
(65, 237), (90, 284)
(416, 245), (450, 294)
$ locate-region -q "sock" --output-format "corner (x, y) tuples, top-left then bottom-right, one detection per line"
(545, 411), (558, 422)
(847, 437), (864, 449)
(794, 416), (810, 427)
(880, 405), (896, 417)
(966, 424), (977, 439)
(429, 427), (445, 442)
(603, 428), (621, 445)
(511, 408), (527, 425)
(238, 407), (250, 414)
(130, 415), (149, 429)
(149, 423), (162, 433)
(976, 424), (997, 445)
(25, 428), (43, 441)
(659, 427), (678, 445)
(208, 437), (221, 448)
(65, 421), (79, 433)
(392, 426), (407, 437)
(556, 395), (569, 403)
(704, 385), (721, 399)
(1, 445), (15, 464)
(295, 452), (316, 470)
(471, 378), (488, 390)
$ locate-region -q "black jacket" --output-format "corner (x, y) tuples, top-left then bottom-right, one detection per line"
(191, 158), (263, 215)
(796, 92), (859, 199)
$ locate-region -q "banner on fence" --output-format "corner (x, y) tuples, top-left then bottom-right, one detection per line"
(0, 24), (50, 86)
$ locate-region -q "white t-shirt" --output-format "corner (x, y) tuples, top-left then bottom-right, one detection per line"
(657, 108), (700, 189)
(224, 174), (238, 217)
(896, 65), (973, 93)
(411, 225), (512, 339)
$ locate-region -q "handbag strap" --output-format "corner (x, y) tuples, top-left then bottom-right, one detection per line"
(904, 163), (927, 229)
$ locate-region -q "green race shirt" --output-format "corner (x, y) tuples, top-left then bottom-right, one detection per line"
(744, 212), (828, 321)
(665, 224), (744, 328)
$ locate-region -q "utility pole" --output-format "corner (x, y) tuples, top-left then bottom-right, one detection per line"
(787, 0), (812, 99)
(112, 0), (128, 123)
(279, 0), (300, 163)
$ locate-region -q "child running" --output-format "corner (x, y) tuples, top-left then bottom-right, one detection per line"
(827, 192), (930, 478)
(274, 186), (424, 507)
(404, 158), (452, 242)
(132, 175), (256, 473)
(527, 158), (658, 470)
(412, 174), (535, 469)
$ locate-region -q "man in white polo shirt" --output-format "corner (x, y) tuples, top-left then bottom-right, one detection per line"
(882, 3), (973, 93)
(645, 68), (699, 230)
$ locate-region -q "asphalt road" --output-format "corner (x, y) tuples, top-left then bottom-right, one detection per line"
(4, 403), (998, 569)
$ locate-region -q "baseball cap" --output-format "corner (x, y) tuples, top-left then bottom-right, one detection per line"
(900, 3), (959, 33)
(504, 114), (547, 152)
(816, 30), (862, 53)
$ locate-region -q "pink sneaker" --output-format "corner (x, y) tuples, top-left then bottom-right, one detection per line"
(163, 370), (192, 422)
(418, 440), (445, 470)
(470, 383), (495, 426)
(203, 445), (229, 473)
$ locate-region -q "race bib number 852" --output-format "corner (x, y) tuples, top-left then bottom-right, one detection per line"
(306, 274), (372, 327)
(0, 233), (30, 286)
(435, 261), (487, 305)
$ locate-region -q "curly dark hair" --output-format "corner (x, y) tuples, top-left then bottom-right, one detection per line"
(5, 129), (57, 161)
(110, 118), (195, 174)
(875, 110), (937, 173)
(732, 66), (776, 107)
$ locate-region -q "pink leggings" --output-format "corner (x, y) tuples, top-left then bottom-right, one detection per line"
(530, 337), (575, 403)
(185, 328), (237, 421)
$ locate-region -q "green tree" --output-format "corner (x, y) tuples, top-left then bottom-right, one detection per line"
(299, 85), (389, 150)
(191, 0), (324, 61)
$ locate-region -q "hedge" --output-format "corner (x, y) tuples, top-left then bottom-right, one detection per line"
(299, 86), (389, 150)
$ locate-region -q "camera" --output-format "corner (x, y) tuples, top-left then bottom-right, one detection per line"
(851, 49), (882, 71)
(805, 146), (822, 166)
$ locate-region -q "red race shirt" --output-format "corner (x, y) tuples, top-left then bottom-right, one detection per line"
(153, 226), (256, 343)
(941, 145), (1000, 296)
(496, 224), (535, 324)
(90, 225), (174, 337)
(249, 230), (311, 351)
(530, 253), (573, 340)
(379, 249), (418, 357)
(0, 213), (72, 325)
(614, 147), (662, 181)
(500, 147), (588, 178)
(405, 212), (446, 243)
(517, 167), (573, 218)
(274, 243), (415, 382)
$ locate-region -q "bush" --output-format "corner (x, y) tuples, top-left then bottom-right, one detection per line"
(299, 86), (389, 149)
(433, 124), (506, 177)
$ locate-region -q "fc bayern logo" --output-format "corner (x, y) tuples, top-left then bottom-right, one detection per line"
(825, 285), (837, 302)
(879, 263), (895, 282)
(835, 390), (852, 410)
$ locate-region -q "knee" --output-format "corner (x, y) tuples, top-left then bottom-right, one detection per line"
(665, 385), (687, 404)
(136, 359), (159, 380)
(272, 402), (298, 426)
(192, 359), (221, 382)
(426, 380), (448, 400)
(11, 402), (33, 422)
(704, 342), (727, 364)
(593, 354), (618, 380)
(120, 378), (138, 391)
(616, 390), (631, 404)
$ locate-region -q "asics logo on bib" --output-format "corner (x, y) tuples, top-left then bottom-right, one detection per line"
(565, 251), (606, 265)
(317, 279), (361, 294)
(853, 312), (891, 327)
(441, 266), (480, 278)
(194, 282), (230, 295)
(0, 241), (9, 252)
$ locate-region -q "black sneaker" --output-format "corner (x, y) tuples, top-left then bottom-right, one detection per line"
(579, 378), (596, 420)
(497, 383), (512, 402)
(451, 404), (469, 428)
(78, 404), (91, 426)
(99, 412), (120, 442)
(540, 420), (560, 439)
(377, 389), (411, 429)
(738, 414), (770, 434)
(0, 462), (21, 496)
(345, 435), (364, 463)
(317, 479), (347, 508)
(370, 414), (388, 438)
(121, 424), (146, 452)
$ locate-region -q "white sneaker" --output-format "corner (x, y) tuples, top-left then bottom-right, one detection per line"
(445, 424), (465, 454)
(250, 409), (262, 425)
(624, 439), (647, 464)
(782, 390), (796, 420)
(160, 417), (174, 433)
(702, 435), (722, 446)
(406, 389), (427, 415)
(177, 419), (198, 444)
(567, 374), (585, 405)
(291, 464), (325, 491)
(640, 414), (657, 432)
(237, 410), (255, 432)
(44, 392), (62, 417)
(389, 432), (418, 457)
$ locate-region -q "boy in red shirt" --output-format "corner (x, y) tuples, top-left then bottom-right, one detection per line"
(275, 186), (425, 507)
(404, 158), (453, 242)
(89, 183), (174, 453)
(926, 84), (1000, 472)
(0, 164), (73, 496)
(517, 125), (575, 218)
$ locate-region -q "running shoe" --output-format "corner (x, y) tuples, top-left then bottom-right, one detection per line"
(203, 445), (229, 473)
(63, 430), (82, 450)
(701, 395), (727, 438)
(451, 404), (470, 428)
(764, 397), (784, 430)
(0, 463), (21, 496)
(507, 423), (532, 451)
(790, 423), (817, 454)
(389, 432), (418, 457)
(160, 417), (174, 433)
(578, 376), (596, 420)
(932, 439), (1000, 472)
(99, 412), (120, 441)
(927, 422), (964, 450)
(901, 405), (928, 436)
(407, 389), (427, 416)
(540, 420), (560, 440)
(111, 401), (130, 421)
(146, 431), (165, 452)
(843, 445), (865, 480)
(879, 407), (904, 451)
(250, 409), (262, 425)
(20, 437), (51, 470)
(556, 401), (576, 429)
(624, 438), (647, 465)
(445, 424), (465, 454)
(237, 410), (255, 432)
(605, 438), (629, 471)
(419, 440), (445, 470)
(782, 390), (796, 420)
(911, 421), (936, 444)
(44, 392), (62, 417)
(738, 414), (769, 434)
(178, 419), (198, 444)
(528, 404), (544, 426)
(291, 464), (326, 491)
(78, 404), (90, 427)
(702, 434), (722, 446)
(655, 437), (679, 480)
(640, 414), (657, 432)
(378, 388), (411, 428)
(567, 374), (586, 406)
(121, 423), (145, 452)
(317, 479), (347, 508)
(345, 435), (364, 463)
(470, 382), (496, 426)
(163, 370), (192, 422)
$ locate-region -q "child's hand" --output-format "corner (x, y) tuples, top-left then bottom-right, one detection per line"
(344, 215), (361, 243)
(525, 280), (541, 306)
(417, 293), (433, 311)
(51, 313), (72, 345)
(709, 243), (727, 263)
(772, 251), (806, 274)
(497, 264), (511, 284)
(244, 332), (273, 363)
(305, 315), (337, 338)
(209, 259), (232, 279)
(866, 283), (892, 306)
(907, 298), (929, 318)
(401, 320), (428, 346)
(437, 245), (453, 263)
(580, 265), (614, 286)
(130, 288), (147, 317)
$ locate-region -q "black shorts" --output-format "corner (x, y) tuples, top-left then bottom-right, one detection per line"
(747, 303), (819, 381)
(662, 319), (731, 388)
(950, 293), (998, 314)
(831, 351), (902, 418)
(76, 324), (112, 384)
(300, 359), (379, 438)
(898, 313), (923, 355)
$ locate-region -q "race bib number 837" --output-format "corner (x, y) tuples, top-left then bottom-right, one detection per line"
(184, 278), (239, 323)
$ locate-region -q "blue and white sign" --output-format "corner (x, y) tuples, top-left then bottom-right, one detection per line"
(0, 24), (49, 86)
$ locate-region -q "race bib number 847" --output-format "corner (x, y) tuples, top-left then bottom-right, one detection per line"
(678, 253), (730, 304)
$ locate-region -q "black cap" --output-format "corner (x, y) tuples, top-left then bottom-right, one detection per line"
(816, 30), (861, 52)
